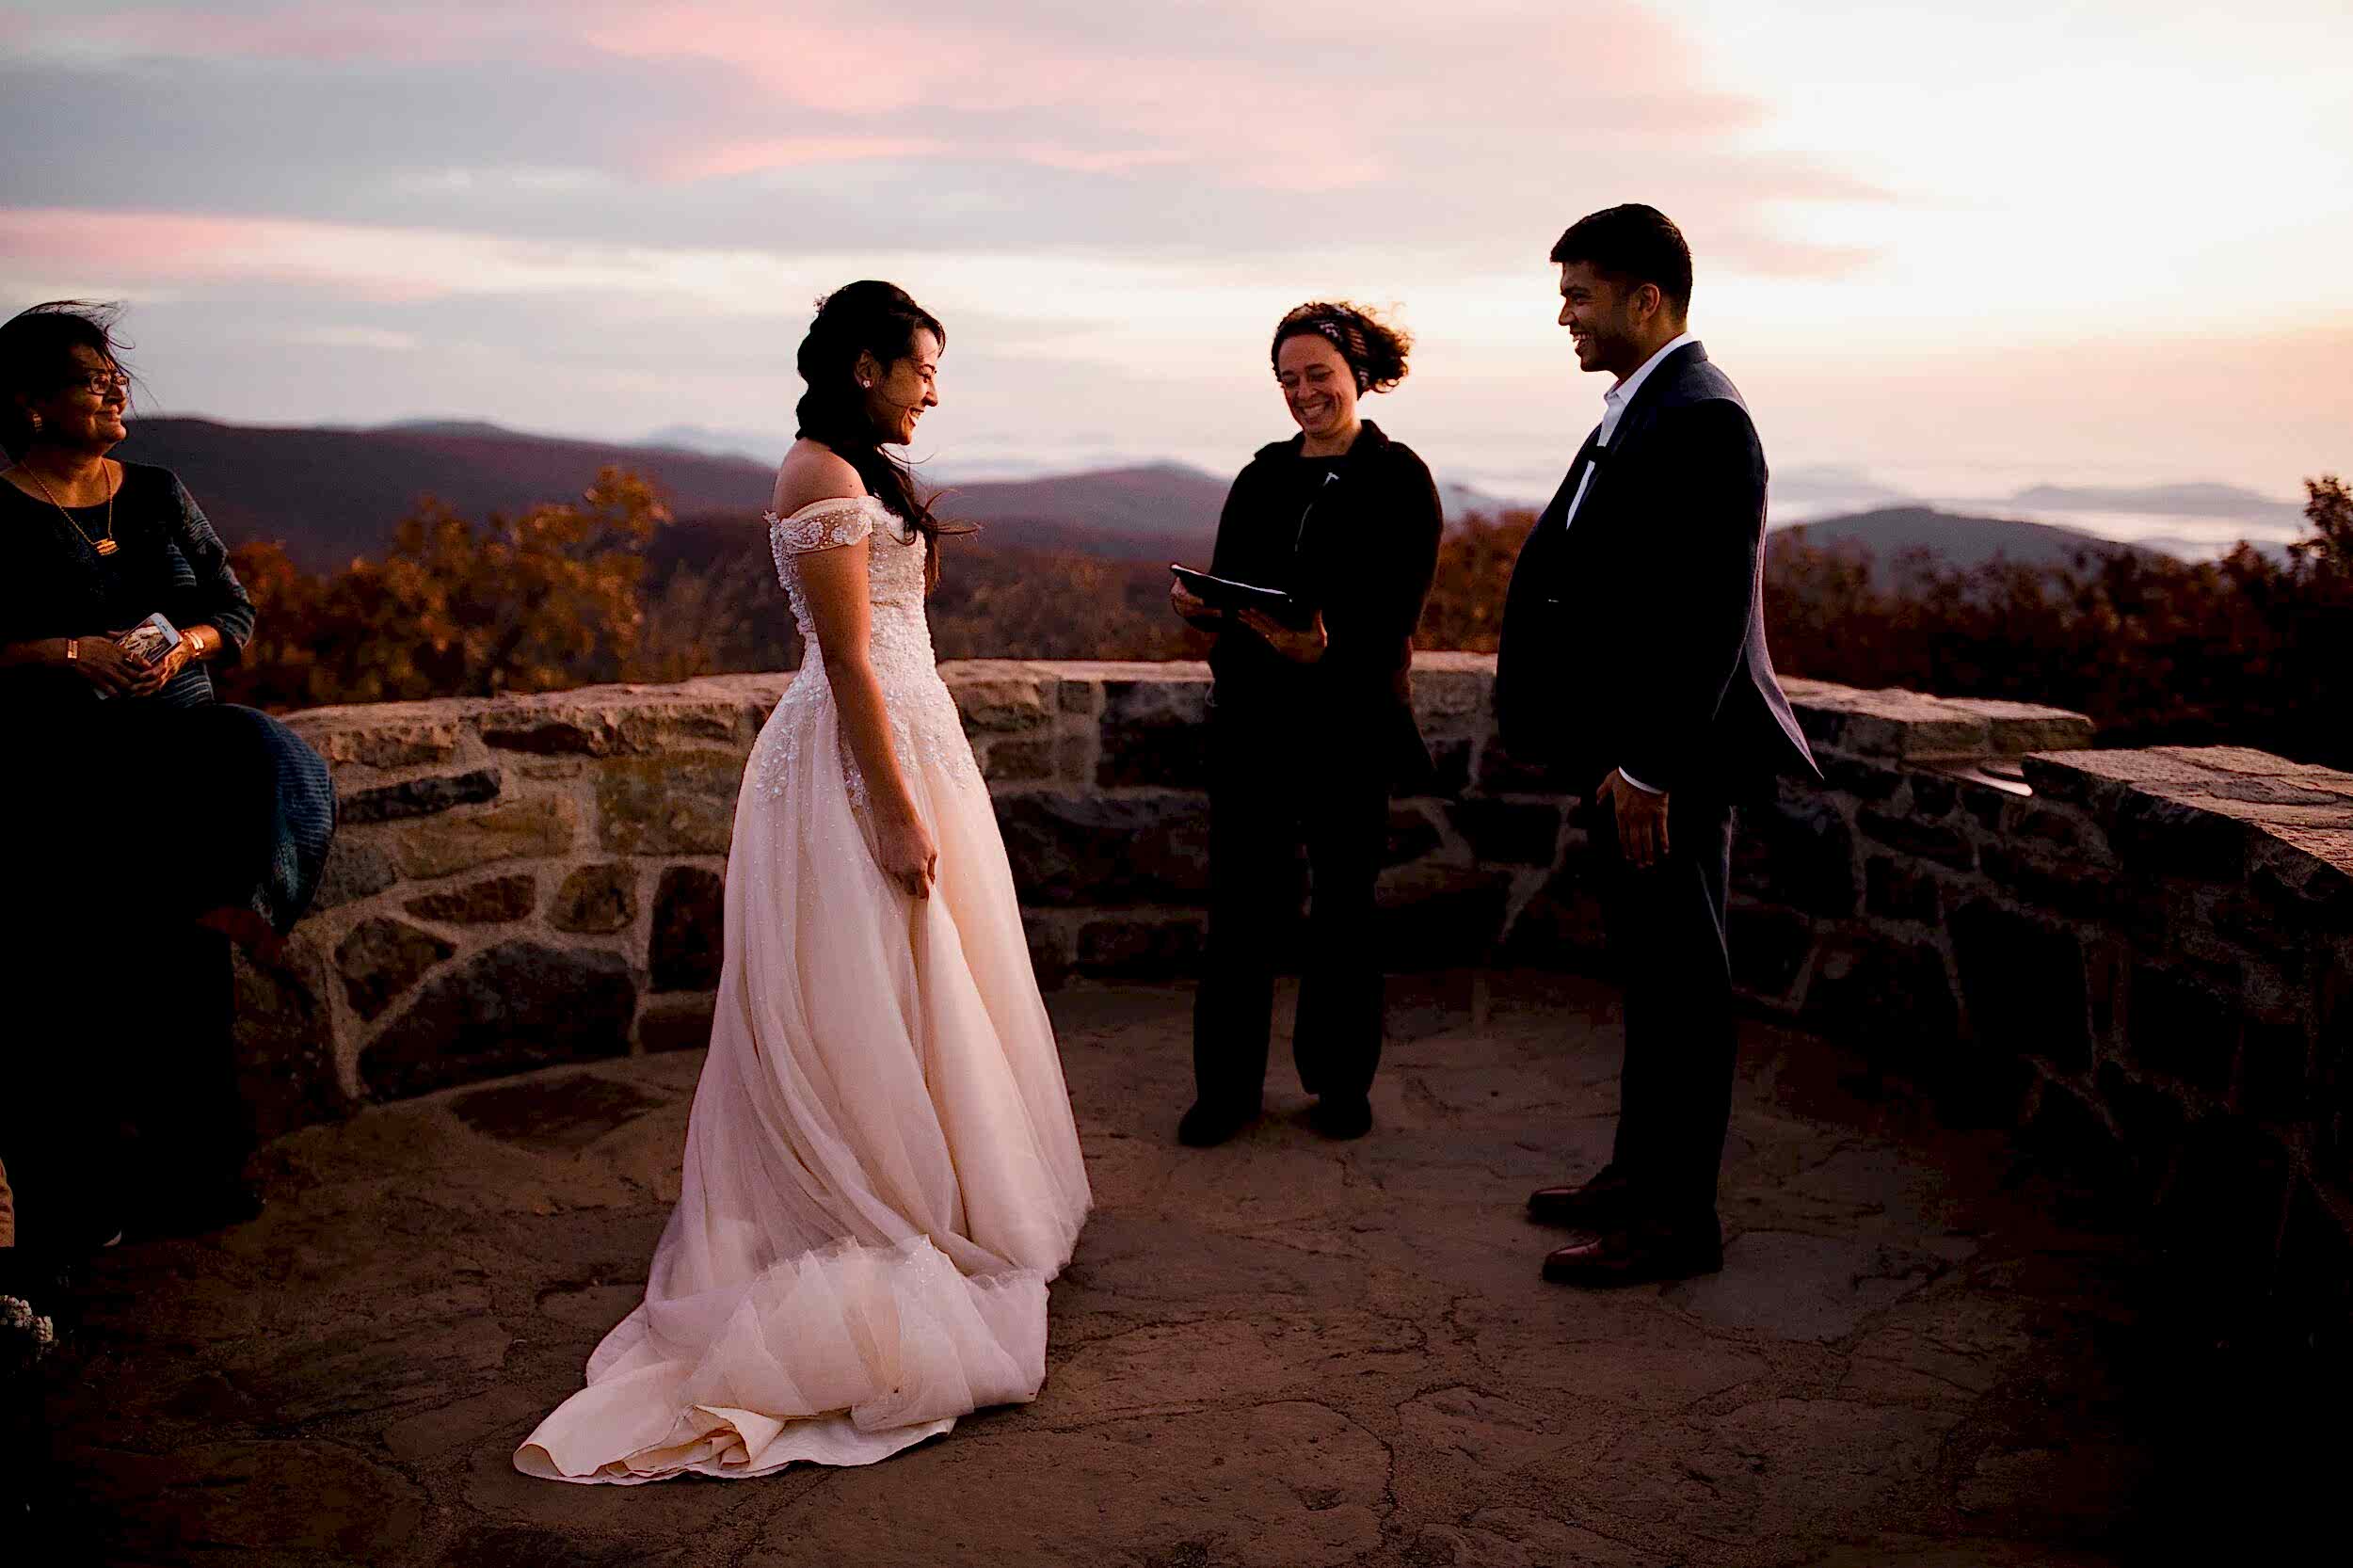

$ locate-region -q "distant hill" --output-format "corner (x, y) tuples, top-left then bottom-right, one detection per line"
(639, 424), (774, 462)
(934, 463), (1228, 560)
(120, 417), (778, 571)
(116, 417), (1232, 571)
(2007, 481), (2303, 523)
(119, 416), (2270, 580)
(1775, 506), (2167, 577)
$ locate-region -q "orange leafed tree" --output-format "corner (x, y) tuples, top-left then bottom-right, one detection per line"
(221, 467), (666, 707)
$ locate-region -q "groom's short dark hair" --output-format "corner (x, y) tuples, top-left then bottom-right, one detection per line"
(1550, 205), (1693, 316)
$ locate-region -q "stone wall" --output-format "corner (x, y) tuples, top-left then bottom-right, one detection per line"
(244, 657), (2352, 1325)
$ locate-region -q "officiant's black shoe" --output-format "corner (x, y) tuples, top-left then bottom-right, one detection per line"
(1541, 1223), (1722, 1288)
(1309, 1095), (1371, 1141)
(1526, 1167), (1636, 1227)
(1177, 1099), (1259, 1148)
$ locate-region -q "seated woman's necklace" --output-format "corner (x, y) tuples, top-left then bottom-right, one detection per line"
(22, 461), (120, 555)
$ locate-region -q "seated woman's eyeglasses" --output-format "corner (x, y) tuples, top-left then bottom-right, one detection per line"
(69, 368), (131, 396)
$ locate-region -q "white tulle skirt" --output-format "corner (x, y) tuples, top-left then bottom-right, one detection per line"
(517, 675), (1092, 1482)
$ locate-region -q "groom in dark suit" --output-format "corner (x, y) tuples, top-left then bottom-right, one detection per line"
(1495, 204), (1819, 1286)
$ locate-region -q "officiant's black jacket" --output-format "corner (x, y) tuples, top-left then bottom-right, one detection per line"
(1495, 343), (1817, 797)
(1201, 421), (1442, 779)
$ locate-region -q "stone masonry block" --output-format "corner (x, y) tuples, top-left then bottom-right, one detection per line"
(944, 664), (1054, 733)
(2127, 960), (2243, 1097)
(1950, 902), (2092, 1074)
(341, 768), (501, 824)
(335, 918), (456, 1021)
(552, 863), (638, 935)
(650, 866), (726, 993)
(1096, 676), (1212, 790)
(403, 873), (536, 926)
(390, 795), (576, 880)
(595, 755), (742, 856)
(1857, 808), (1977, 872)
(1734, 793), (1858, 918)
(360, 942), (635, 1099)
(998, 791), (1211, 906)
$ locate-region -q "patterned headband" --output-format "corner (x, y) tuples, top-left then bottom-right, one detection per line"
(1296, 317), (1370, 390)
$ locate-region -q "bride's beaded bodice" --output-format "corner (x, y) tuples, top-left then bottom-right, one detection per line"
(756, 495), (980, 807)
(769, 496), (936, 684)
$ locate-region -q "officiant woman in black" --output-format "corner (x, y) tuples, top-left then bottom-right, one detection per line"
(0, 301), (334, 1256)
(1170, 302), (1442, 1146)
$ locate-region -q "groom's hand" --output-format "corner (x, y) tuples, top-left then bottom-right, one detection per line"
(1596, 770), (1671, 870)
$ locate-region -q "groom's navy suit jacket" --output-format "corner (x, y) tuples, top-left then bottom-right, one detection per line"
(1495, 341), (1818, 798)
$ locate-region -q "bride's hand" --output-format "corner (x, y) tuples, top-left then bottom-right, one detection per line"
(873, 808), (938, 899)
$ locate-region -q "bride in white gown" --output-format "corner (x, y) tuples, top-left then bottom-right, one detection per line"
(517, 281), (1091, 1483)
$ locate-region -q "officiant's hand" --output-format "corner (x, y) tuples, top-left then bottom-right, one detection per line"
(1170, 582), (1221, 623)
(1236, 607), (1326, 664)
(1596, 770), (1670, 870)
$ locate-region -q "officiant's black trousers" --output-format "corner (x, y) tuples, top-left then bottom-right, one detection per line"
(1193, 709), (1391, 1111)
(1593, 792), (1738, 1225)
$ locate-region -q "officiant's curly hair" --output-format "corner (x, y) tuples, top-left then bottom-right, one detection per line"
(1271, 302), (1412, 395)
(794, 280), (959, 588)
(1550, 205), (1693, 315)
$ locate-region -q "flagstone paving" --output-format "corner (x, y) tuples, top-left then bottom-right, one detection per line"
(29, 974), (2283, 1565)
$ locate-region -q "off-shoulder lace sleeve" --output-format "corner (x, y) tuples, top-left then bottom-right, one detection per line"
(769, 497), (875, 556)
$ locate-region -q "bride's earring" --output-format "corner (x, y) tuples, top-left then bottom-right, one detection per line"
(858, 378), (872, 390)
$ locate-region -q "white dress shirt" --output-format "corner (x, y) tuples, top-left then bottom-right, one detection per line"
(1560, 329), (1695, 537)
(1566, 330), (1696, 797)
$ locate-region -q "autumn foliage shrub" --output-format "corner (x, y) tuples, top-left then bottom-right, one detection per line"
(217, 471), (2351, 772)
(1753, 475), (2351, 768)
(220, 467), (664, 706)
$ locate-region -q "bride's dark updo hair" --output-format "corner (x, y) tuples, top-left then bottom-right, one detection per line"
(794, 280), (952, 584)
(1270, 301), (1412, 394)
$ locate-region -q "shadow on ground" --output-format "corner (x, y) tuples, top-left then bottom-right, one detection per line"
(23, 972), (2316, 1565)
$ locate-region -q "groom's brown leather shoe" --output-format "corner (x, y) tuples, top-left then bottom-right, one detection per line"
(1526, 1168), (1636, 1227)
(1541, 1223), (1723, 1288)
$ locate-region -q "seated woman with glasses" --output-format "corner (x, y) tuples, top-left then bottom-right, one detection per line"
(0, 300), (335, 1257)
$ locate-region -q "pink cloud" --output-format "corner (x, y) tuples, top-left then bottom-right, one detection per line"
(0, 209), (571, 304)
(577, 0), (1770, 194)
(1010, 145), (1193, 177)
(657, 136), (952, 182)
(0, 208), (265, 268)
(18, 2), (1889, 234)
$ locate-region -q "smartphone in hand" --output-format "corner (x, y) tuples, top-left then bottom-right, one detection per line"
(116, 613), (183, 667)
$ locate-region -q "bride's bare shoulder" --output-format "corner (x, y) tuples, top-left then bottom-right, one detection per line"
(770, 440), (866, 516)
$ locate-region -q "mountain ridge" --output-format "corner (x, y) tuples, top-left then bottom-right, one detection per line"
(103, 414), (2266, 576)
(1773, 505), (2172, 578)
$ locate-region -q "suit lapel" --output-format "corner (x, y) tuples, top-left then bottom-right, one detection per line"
(1568, 340), (1706, 539)
(1542, 424), (1604, 536)
(1602, 340), (1705, 463)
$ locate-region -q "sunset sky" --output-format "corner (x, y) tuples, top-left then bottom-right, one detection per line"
(4, 0), (2348, 510)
